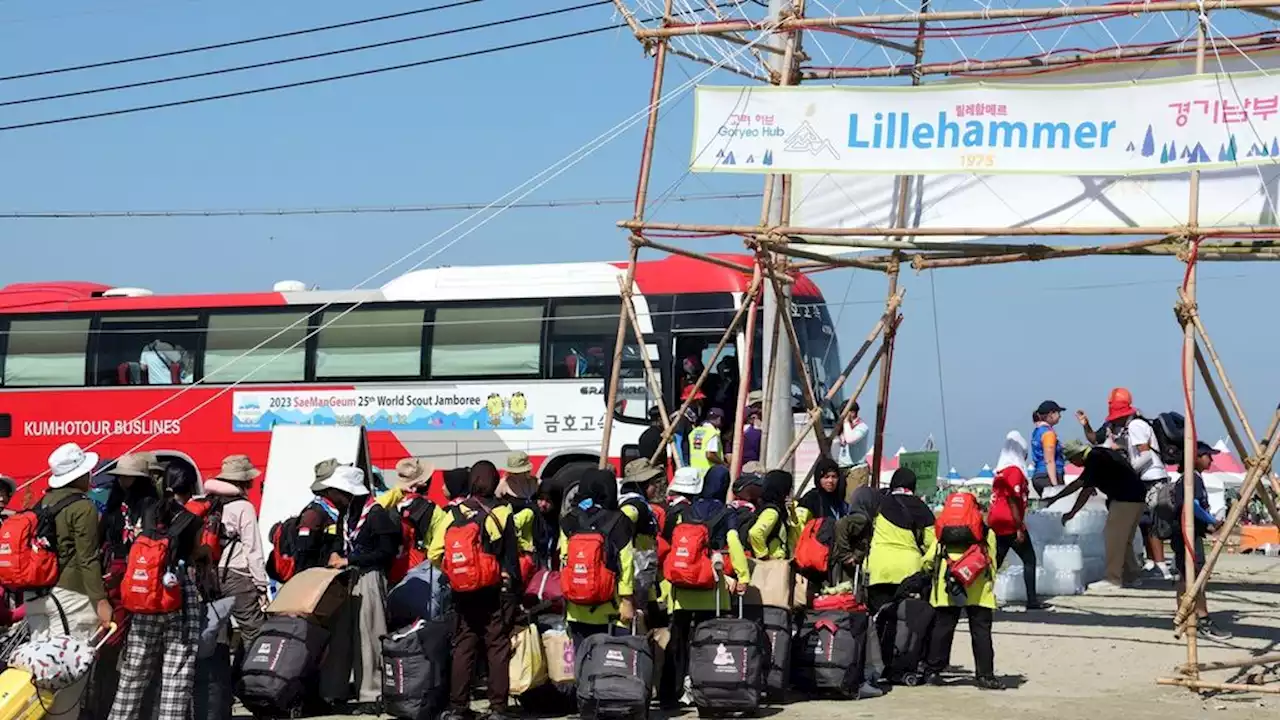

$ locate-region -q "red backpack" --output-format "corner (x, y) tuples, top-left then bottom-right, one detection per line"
(183, 497), (228, 565)
(267, 518), (300, 583)
(651, 502), (671, 566)
(442, 502), (503, 593)
(389, 495), (436, 586)
(935, 492), (986, 546)
(794, 517), (833, 575)
(121, 531), (182, 615)
(0, 495), (86, 591)
(662, 507), (725, 590)
(563, 509), (622, 606)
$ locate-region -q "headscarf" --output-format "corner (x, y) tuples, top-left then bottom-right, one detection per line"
(889, 468), (917, 492)
(760, 470), (792, 509)
(576, 469), (619, 512)
(497, 471), (538, 501)
(801, 457), (848, 519)
(468, 461), (500, 499)
(442, 468), (470, 501)
(995, 430), (1029, 473)
(879, 468), (934, 531)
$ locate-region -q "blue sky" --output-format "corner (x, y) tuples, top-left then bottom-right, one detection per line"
(1, 0), (1275, 472)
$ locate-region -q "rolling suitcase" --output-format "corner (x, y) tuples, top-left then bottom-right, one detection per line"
(792, 610), (869, 698)
(688, 589), (766, 715)
(238, 616), (330, 717)
(879, 597), (934, 686)
(576, 627), (654, 720)
(382, 615), (452, 720)
(759, 606), (792, 697)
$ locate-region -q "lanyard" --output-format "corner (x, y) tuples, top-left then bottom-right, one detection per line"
(343, 499), (375, 554)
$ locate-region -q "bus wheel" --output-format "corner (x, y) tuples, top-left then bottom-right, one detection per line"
(549, 461), (596, 518)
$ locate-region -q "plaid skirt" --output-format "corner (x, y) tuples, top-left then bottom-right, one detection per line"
(107, 573), (202, 720)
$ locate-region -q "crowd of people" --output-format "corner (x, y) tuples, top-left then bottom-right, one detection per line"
(0, 383), (1234, 719)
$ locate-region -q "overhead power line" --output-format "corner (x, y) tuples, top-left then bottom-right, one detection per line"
(0, 3), (737, 132)
(0, 1), (613, 108)
(0, 192), (762, 219)
(0, 0), (486, 82)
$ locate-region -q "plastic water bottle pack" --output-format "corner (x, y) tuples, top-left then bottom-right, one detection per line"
(1042, 544), (1085, 574)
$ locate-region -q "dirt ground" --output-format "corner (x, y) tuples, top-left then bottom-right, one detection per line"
(265, 553), (1280, 720)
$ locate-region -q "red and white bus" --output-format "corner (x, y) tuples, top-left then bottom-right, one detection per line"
(0, 254), (841, 506)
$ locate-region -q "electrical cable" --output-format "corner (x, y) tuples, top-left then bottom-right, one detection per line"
(0, 2), (737, 132)
(12, 28), (769, 487)
(0, 191), (760, 219)
(0, 0), (486, 82)
(0, 1), (613, 108)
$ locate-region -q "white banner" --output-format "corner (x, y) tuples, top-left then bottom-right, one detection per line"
(787, 54), (1280, 240)
(692, 71), (1280, 175)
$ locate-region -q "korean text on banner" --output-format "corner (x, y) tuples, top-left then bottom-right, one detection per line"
(691, 73), (1280, 176)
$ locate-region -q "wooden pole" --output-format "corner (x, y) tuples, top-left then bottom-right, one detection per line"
(759, 283), (783, 466)
(633, 0), (1280, 38)
(1179, 9), (1207, 672)
(870, 258), (902, 488)
(1178, 652), (1280, 674)
(1174, 409), (1280, 628)
(1156, 677), (1280, 694)
(600, 0), (672, 470)
(618, 219), (1280, 239)
(617, 276), (679, 469)
(729, 261), (763, 482)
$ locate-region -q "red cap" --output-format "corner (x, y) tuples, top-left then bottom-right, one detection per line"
(1106, 387), (1136, 422)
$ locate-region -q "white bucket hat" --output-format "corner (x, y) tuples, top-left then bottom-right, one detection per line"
(669, 466), (703, 496)
(315, 465), (370, 497)
(49, 442), (100, 489)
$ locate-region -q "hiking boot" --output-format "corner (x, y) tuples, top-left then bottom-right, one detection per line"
(1197, 617), (1233, 642)
(1026, 600), (1054, 611)
(975, 676), (1005, 691)
(922, 672), (944, 687)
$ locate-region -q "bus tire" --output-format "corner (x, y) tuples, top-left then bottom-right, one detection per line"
(548, 461), (596, 517)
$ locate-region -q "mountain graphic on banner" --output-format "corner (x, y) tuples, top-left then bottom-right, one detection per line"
(1141, 126), (1156, 157)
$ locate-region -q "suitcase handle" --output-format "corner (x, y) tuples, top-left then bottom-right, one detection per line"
(91, 622), (119, 652)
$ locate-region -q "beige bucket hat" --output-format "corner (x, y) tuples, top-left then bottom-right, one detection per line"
(111, 454), (152, 478)
(215, 454), (261, 484)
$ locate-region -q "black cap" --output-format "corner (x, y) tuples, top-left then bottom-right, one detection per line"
(1195, 441), (1219, 456)
(647, 406), (661, 421)
(1036, 400), (1066, 415)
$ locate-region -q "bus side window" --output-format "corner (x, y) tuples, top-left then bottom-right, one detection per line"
(93, 315), (201, 387)
(548, 299), (643, 380)
(1, 318), (90, 387)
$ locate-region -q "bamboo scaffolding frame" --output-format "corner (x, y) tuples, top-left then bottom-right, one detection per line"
(1181, 288), (1280, 507)
(605, 0), (1280, 700)
(1193, 346), (1280, 525)
(774, 295), (900, 469)
(794, 342), (889, 495)
(635, 235), (796, 284)
(619, 219), (1280, 239)
(633, 0), (1280, 38)
(1173, 408), (1280, 629)
(599, 0), (673, 469)
(801, 33), (1279, 80)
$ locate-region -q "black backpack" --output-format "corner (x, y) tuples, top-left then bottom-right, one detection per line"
(1149, 412), (1186, 465)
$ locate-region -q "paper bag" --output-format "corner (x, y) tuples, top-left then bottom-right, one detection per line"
(509, 624), (548, 695)
(267, 568), (350, 622)
(743, 559), (792, 608)
(541, 632), (575, 684)
(790, 570), (813, 609)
